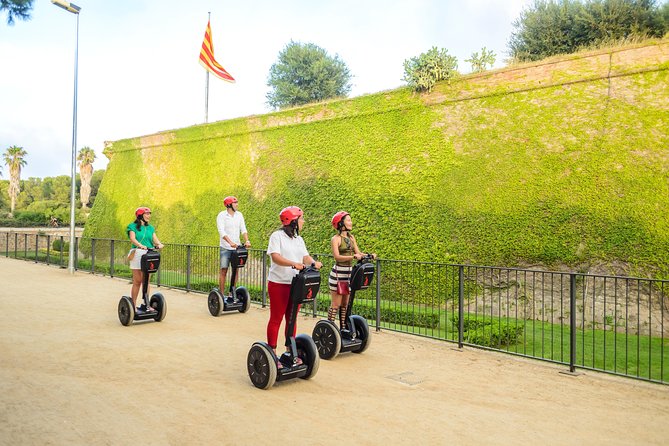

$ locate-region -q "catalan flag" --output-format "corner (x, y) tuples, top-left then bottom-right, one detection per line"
(199, 20), (235, 83)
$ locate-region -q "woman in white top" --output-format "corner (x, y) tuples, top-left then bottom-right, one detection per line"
(266, 206), (322, 366)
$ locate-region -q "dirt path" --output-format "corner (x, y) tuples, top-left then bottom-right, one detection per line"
(1, 257), (668, 445)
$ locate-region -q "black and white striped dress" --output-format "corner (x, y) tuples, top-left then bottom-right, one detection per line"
(328, 235), (353, 292)
(328, 264), (353, 292)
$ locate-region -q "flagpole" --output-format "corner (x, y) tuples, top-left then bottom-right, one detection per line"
(205, 11), (210, 123)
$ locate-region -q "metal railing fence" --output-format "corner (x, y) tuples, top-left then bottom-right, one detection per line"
(2, 232), (667, 384)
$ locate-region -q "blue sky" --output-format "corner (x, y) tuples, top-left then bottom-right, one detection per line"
(0, 0), (533, 178)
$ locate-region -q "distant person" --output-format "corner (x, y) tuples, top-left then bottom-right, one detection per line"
(266, 206), (322, 367)
(216, 196), (250, 295)
(328, 211), (375, 328)
(127, 207), (164, 312)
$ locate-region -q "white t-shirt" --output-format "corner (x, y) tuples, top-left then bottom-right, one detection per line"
(217, 210), (248, 249)
(267, 230), (309, 284)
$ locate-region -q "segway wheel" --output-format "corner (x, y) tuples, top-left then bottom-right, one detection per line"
(312, 320), (341, 360)
(118, 296), (135, 326)
(150, 293), (167, 322)
(236, 286), (251, 313)
(351, 315), (371, 353)
(208, 289), (223, 317)
(247, 343), (277, 390)
(295, 334), (320, 380)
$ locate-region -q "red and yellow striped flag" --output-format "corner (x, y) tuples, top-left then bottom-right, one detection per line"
(199, 20), (235, 82)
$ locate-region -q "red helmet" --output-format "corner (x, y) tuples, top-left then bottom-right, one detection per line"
(135, 207), (151, 217)
(224, 196), (238, 207)
(331, 211), (350, 230)
(279, 206), (303, 226)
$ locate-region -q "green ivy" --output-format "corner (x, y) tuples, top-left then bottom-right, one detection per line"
(86, 41), (669, 279)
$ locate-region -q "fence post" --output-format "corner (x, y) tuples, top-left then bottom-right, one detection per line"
(458, 265), (465, 348)
(24, 234), (28, 260)
(91, 238), (96, 273)
(35, 234), (39, 263)
(156, 254), (161, 287)
(74, 236), (79, 271)
(110, 240), (115, 277)
(46, 234), (51, 264)
(59, 236), (63, 267)
(186, 245), (192, 292)
(262, 252), (267, 308)
(5, 232), (8, 257)
(375, 258), (381, 332)
(14, 232), (18, 258)
(569, 273), (577, 373)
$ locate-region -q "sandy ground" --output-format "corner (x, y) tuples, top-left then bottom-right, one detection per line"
(1, 257), (669, 446)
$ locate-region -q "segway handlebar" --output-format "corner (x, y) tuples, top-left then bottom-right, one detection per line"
(357, 253), (376, 263)
(292, 262), (320, 270)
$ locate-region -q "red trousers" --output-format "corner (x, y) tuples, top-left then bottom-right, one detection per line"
(267, 281), (300, 349)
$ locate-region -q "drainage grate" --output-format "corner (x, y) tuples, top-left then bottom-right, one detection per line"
(385, 371), (424, 386)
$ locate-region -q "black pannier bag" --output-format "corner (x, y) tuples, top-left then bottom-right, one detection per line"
(289, 267), (321, 303)
(349, 261), (375, 291)
(140, 250), (161, 273)
(231, 246), (248, 268)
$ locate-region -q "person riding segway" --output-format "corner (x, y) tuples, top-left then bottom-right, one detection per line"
(209, 196), (252, 315)
(246, 206), (322, 389)
(312, 211), (375, 359)
(118, 207), (166, 325)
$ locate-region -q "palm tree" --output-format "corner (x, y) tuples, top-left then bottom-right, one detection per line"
(77, 146), (96, 208)
(3, 145), (27, 217)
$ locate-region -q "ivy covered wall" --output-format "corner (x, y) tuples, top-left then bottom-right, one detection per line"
(86, 40), (669, 276)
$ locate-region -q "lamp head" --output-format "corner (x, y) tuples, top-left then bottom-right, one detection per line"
(51, 0), (81, 14)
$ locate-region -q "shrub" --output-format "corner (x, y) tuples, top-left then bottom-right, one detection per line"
(403, 46), (458, 92)
(452, 314), (523, 348)
(464, 325), (524, 348)
(14, 211), (45, 224)
(52, 239), (70, 252)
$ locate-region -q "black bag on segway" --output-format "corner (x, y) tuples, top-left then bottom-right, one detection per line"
(290, 267), (321, 303)
(349, 261), (375, 291)
(140, 250), (161, 273)
(231, 246), (248, 268)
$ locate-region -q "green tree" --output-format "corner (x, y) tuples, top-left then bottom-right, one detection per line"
(49, 175), (71, 204)
(1, 0), (33, 25)
(509, 0), (668, 62)
(465, 47), (497, 73)
(77, 146), (96, 208)
(0, 180), (8, 213)
(403, 47), (458, 92)
(89, 169), (105, 206)
(266, 41), (352, 109)
(3, 145), (27, 217)
(41, 177), (55, 201)
(17, 177), (42, 208)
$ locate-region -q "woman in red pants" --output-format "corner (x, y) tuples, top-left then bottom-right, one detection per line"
(266, 206), (322, 367)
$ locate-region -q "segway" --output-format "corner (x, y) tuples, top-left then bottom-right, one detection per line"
(208, 246), (251, 316)
(118, 249), (167, 326)
(312, 254), (375, 359)
(247, 264), (321, 390)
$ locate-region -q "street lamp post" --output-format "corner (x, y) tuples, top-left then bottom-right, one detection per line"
(52, 0), (81, 274)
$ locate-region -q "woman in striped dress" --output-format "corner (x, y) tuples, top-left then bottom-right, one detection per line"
(328, 211), (364, 328)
